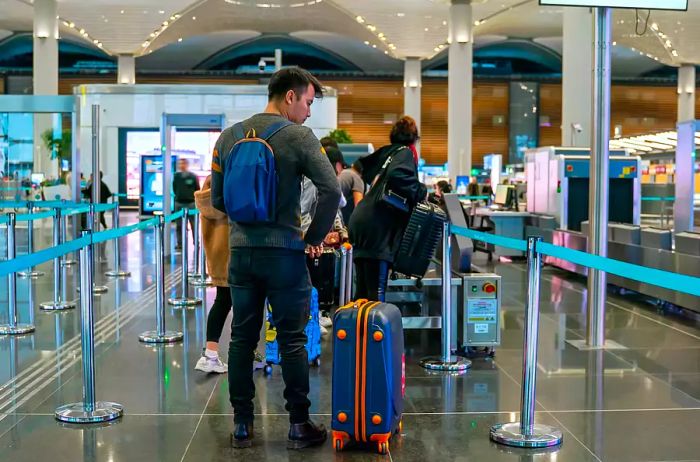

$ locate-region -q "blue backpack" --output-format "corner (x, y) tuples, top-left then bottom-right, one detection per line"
(223, 120), (293, 223)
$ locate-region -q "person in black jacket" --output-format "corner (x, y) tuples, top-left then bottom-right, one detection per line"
(81, 171), (112, 230)
(349, 116), (427, 301)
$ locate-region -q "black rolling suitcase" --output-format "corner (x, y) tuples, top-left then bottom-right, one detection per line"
(393, 202), (446, 279)
(307, 248), (337, 308)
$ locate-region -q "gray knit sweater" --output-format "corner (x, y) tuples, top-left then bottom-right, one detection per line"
(211, 113), (341, 250)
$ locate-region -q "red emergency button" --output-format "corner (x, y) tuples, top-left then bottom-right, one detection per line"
(483, 282), (496, 294)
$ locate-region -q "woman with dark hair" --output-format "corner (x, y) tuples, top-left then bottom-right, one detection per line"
(348, 116), (427, 301)
(428, 180), (452, 209)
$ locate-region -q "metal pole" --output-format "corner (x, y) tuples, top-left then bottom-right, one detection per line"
(339, 246), (348, 307)
(169, 209), (201, 307)
(0, 213), (35, 335)
(190, 222), (211, 287)
(41, 209), (76, 311)
(420, 221), (470, 372)
(586, 7), (611, 348)
(490, 236), (562, 448)
(139, 214), (183, 343)
(105, 203), (131, 278)
(84, 204), (108, 294)
(91, 105), (101, 232)
(61, 209), (77, 266)
(55, 230), (123, 424)
(190, 215), (200, 277)
(345, 244), (353, 303)
(18, 202), (45, 278)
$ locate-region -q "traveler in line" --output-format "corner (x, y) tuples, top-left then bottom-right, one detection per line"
(173, 158), (199, 250)
(338, 160), (364, 225)
(81, 171), (112, 230)
(193, 175), (264, 374)
(349, 116), (427, 302)
(211, 67), (340, 449)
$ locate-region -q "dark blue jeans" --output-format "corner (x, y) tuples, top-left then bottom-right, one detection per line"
(228, 247), (312, 424)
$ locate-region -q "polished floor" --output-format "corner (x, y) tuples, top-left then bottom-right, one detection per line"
(0, 214), (699, 461)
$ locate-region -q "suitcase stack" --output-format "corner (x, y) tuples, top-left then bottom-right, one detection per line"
(331, 300), (404, 454)
(393, 202), (446, 280)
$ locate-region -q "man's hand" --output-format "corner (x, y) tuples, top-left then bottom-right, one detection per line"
(306, 244), (324, 259)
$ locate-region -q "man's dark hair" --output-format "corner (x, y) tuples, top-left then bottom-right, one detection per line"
(268, 67), (324, 101)
(320, 136), (339, 150)
(325, 146), (345, 168)
(352, 160), (364, 174)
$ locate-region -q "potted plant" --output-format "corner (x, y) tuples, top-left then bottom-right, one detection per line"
(41, 129), (72, 161)
(327, 129), (353, 145)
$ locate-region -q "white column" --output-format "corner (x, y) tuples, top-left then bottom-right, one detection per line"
(118, 55), (136, 84)
(33, 0), (59, 180)
(447, 0), (473, 181)
(562, 8), (594, 147)
(677, 64), (696, 122)
(403, 57), (422, 154)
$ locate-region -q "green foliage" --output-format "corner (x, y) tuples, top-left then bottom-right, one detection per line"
(41, 129), (72, 160)
(327, 129), (353, 144)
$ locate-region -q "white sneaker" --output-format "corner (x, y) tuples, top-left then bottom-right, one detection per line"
(320, 325), (329, 337)
(195, 355), (228, 374)
(319, 315), (333, 328)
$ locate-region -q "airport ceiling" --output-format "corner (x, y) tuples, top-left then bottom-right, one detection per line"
(0, 0), (698, 71)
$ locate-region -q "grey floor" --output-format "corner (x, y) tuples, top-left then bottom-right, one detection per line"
(0, 213), (699, 461)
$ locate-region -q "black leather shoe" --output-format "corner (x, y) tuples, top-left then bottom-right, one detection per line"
(231, 422), (254, 449)
(287, 420), (327, 449)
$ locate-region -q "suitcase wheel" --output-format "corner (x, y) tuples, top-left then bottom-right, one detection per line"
(334, 437), (344, 452)
(377, 441), (389, 455)
(264, 365), (273, 376)
(311, 357), (321, 367)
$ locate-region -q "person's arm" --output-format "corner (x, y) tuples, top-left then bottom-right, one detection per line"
(192, 172), (201, 191)
(298, 130), (341, 246)
(386, 148), (427, 205)
(352, 175), (364, 206)
(211, 139), (226, 213)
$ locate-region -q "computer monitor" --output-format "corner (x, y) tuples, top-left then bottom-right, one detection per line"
(494, 184), (510, 206)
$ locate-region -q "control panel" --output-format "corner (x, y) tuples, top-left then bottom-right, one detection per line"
(460, 273), (501, 347)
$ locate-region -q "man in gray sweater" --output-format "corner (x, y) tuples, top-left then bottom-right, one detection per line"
(211, 67), (340, 449)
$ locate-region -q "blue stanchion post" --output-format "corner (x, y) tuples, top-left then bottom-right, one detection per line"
(139, 214), (183, 344)
(168, 208), (201, 308)
(0, 213), (35, 335)
(55, 229), (124, 424)
(105, 202), (131, 278)
(18, 202), (46, 279)
(40, 209), (76, 312)
(490, 236), (562, 448)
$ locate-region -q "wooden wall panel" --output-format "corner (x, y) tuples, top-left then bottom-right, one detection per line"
(539, 83), (562, 147)
(54, 75), (697, 167)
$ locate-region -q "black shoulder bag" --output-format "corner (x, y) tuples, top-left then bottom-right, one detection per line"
(369, 146), (410, 213)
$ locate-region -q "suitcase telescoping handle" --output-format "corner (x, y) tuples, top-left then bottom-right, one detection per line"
(338, 243), (353, 306)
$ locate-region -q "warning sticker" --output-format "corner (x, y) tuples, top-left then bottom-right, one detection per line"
(467, 299), (498, 323)
(474, 323), (489, 334)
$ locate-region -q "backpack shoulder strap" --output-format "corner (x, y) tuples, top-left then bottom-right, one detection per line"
(232, 123), (245, 141)
(261, 120), (294, 141)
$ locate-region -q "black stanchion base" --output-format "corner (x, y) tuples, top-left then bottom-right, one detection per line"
(55, 402), (124, 424)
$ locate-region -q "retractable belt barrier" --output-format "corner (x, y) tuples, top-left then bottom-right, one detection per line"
(451, 225), (700, 297)
(0, 208), (186, 278)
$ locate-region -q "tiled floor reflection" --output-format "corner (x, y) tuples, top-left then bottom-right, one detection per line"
(0, 215), (698, 461)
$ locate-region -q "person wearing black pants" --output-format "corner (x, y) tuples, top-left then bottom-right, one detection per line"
(349, 116), (427, 301)
(210, 68), (341, 449)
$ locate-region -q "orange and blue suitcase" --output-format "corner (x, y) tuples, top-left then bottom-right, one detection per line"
(331, 300), (404, 455)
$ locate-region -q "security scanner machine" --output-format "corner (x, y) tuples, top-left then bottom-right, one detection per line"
(524, 146), (699, 313)
(525, 146), (640, 231)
